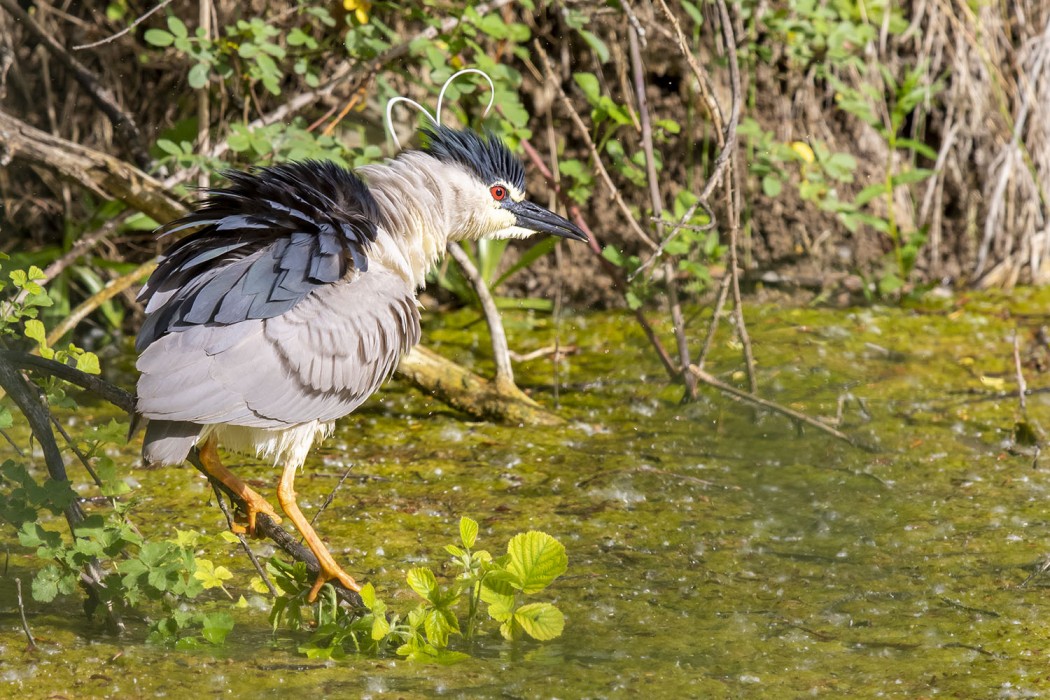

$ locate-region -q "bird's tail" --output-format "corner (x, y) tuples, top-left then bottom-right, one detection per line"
(142, 419), (201, 465)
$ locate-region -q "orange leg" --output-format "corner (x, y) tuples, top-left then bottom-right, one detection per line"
(198, 436), (281, 535)
(277, 462), (361, 602)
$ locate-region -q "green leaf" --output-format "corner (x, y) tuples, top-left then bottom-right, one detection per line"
(32, 565), (63, 602)
(406, 567), (438, 601)
(188, 63), (210, 89)
(578, 29), (609, 62)
(896, 137), (938, 160)
(891, 168), (935, 187)
(201, 612), (234, 645)
(75, 351), (100, 375)
(513, 603), (565, 640)
(144, 29), (174, 47)
(167, 16), (188, 39)
(371, 612), (391, 641)
(573, 72), (601, 104)
(761, 174), (782, 197)
(424, 608), (456, 647)
(156, 138), (182, 155)
(460, 517), (479, 550)
(854, 183), (889, 207)
(193, 559), (233, 591)
(505, 531), (567, 594)
(23, 319), (53, 359)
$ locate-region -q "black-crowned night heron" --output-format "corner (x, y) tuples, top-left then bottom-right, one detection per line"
(134, 123), (587, 601)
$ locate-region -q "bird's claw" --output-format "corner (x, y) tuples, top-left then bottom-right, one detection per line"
(307, 565), (361, 602)
(233, 493), (281, 537)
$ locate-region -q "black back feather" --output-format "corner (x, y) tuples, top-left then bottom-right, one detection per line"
(136, 161), (378, 352)
(419, 125), (525, 191)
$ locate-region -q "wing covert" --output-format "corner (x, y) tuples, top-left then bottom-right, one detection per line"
(136, 161), (379, 352)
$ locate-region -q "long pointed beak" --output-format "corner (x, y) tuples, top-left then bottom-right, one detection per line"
(509, 200), (588, 242)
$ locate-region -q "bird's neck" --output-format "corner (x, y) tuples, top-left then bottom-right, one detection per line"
(359, 153), (486, 288)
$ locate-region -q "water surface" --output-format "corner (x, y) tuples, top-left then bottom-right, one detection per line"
(3, 292), (1050, 697)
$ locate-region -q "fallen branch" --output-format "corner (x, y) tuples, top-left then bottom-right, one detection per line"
(688, 364), (871, 450)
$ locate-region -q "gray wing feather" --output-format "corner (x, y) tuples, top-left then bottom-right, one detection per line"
(136, 265), (421, 429)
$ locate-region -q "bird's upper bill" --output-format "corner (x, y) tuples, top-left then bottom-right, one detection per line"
(505, 199), (588, 242)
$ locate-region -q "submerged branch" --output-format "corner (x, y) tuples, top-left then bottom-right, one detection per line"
(688, 364), (872, 451)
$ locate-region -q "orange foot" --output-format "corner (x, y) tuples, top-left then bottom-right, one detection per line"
(231, 490), (282, 536)
(308, 562), (361, 602)
(198, 436), (281, 536)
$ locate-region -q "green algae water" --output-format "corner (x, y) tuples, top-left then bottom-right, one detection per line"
(5, 291), (1050, 697)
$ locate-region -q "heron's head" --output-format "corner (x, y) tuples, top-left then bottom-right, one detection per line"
(420, 126), (587, 243)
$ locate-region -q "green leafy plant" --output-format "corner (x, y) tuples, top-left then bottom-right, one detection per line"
(831, 65), (942, 295)
(266, 517), (568, 662)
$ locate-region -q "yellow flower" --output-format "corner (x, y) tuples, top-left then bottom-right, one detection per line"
(344, 0), (371, 24)
(790, 141), (815, 164)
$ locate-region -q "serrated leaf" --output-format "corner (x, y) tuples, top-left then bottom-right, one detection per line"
(249, 576), (271, 594)
(424, 608), (455, 647)
(513, 603), (565, 640)
(75, 351), (100, 375)
(406, 567), (438, 601)
(499, 616), (523, 641)
(506, 532), (567, 593)
(459, 517), (478, 549)
(194, 559), (233, 590)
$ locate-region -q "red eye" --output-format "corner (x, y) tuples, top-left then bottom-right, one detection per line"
(490, 185), (507, 201)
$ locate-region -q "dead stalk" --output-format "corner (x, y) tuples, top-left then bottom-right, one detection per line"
(627, 24), (698, 399)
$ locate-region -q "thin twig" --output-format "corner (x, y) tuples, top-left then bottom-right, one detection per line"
(697, 273), (732, 369)
(517, 137), (680, 380)
(208, 482), (279, 598)
(308, 466), (355, 529)
(48, 414), (103, 488)
(1, 428), (24, 456)
(628, 22), (697, 400)
(533, 42), (659, 252)
(712, 0), (754, 394)
(1014, 329), (1028, 413)
(628, 205), (717, 282)
(73, 0), (176, 50)
(16, 578), (36, 651)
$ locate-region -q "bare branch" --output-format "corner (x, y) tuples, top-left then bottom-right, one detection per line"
(73, 0), (175, 50)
